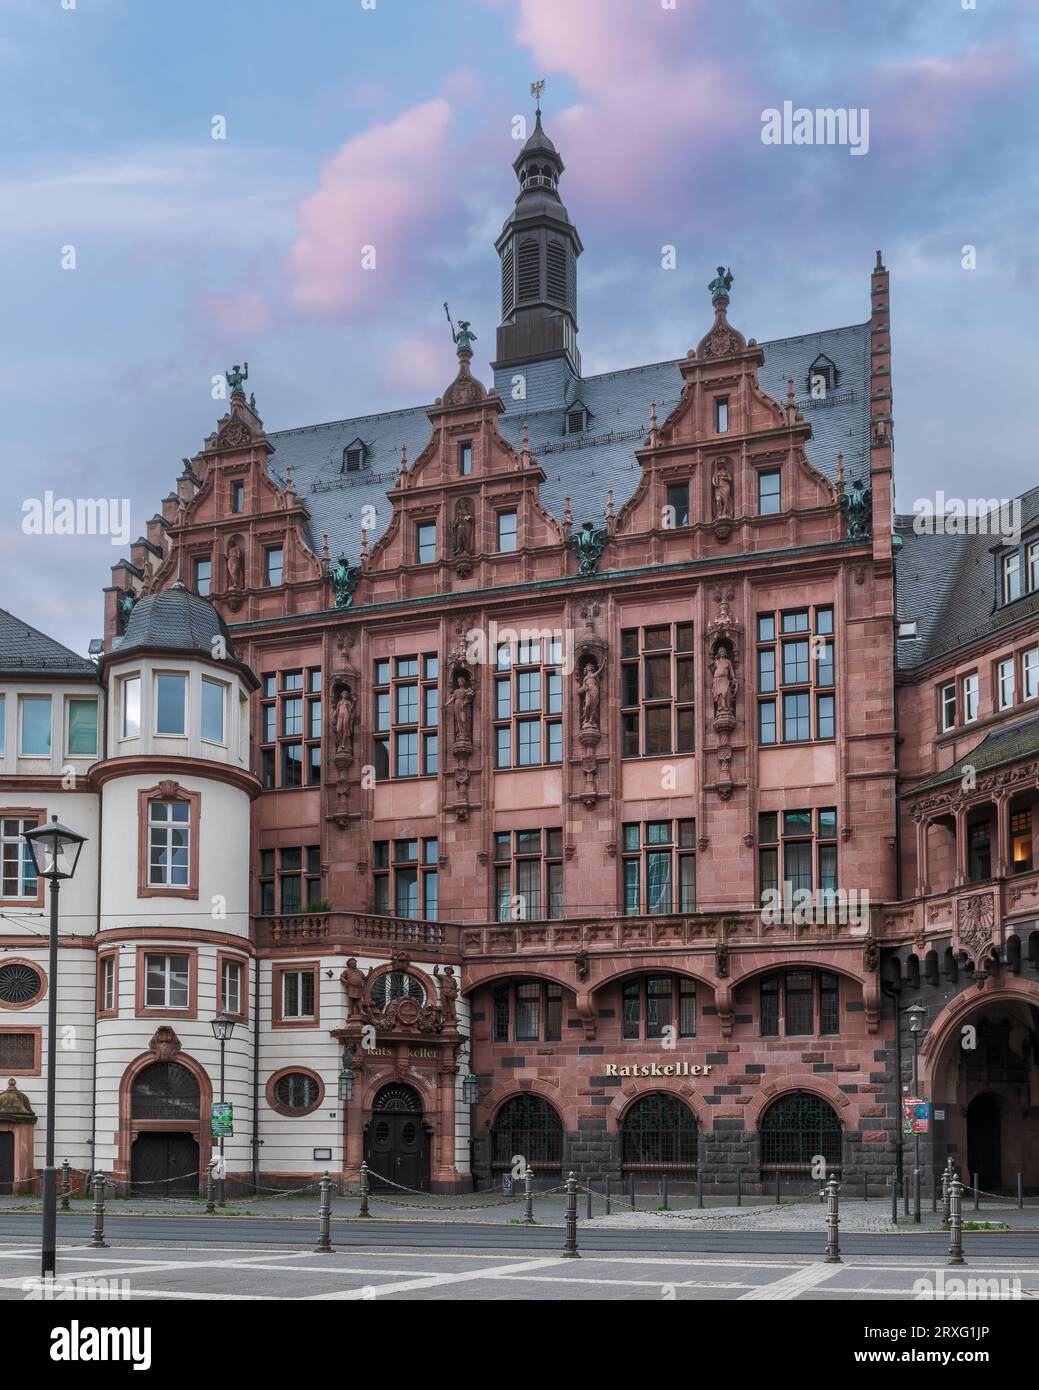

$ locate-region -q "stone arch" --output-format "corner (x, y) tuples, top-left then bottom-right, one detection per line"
(115, 1042), (213, 1190)
(479, 1077), (563, 1132)
(918, 977), (1039, 1093)
(609, 1079), (709, 1131)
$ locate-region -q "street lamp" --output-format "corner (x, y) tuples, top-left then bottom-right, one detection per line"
(23, 816), (87, 1281)
(904, 1002), (927, 1224)
(210, 1013), (236, 1206)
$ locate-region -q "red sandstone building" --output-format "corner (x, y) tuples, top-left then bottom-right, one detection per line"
(3, 106), (1036, 1197)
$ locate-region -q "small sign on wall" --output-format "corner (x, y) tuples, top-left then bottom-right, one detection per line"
(313, 1148), (332, 1162)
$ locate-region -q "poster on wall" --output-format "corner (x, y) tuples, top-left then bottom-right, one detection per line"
(902, 1097), (930, 1136)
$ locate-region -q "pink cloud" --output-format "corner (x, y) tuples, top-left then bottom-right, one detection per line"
(383, 331), (455, 395)
(197, 288), (274, 339)
(285, 98), (453, 316)
(874, 42), (1025, 149)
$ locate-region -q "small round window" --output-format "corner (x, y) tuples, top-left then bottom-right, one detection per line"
(0, 963), (43, 1007)
(273, 1072), (321, 1115)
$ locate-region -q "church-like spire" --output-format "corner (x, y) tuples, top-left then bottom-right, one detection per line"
(493, 81), (583, 380)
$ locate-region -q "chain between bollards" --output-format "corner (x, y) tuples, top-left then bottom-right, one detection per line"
(60, 1160), (70, 1213)
(822, 1172), (842, 1263)
(88, 1171), (108, 1249)
(358, 1161), (371, 1218)
(314, 1172), (333, 1253)
(561, 1172), (579, 1258)
(947, 1173), (966, 1266)
(523, 1164), (535, 1223)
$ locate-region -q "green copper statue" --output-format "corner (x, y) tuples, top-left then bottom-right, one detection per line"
(570, 521), (608, 577)
(117, 588), (138, 632)
(841, 477), (872, 541)
(444, 303), (477, 352)
(225, 362), (249, 392)
(708, 267), (734, 303)
(330, 554), (361, 609)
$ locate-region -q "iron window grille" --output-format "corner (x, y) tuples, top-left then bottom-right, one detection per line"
(0, 962), (42, 1006)
(760, 1090), (842, 1172)
(621, 1093), (698, 1172)
(491, 1094), (562, 1172)
(130, 1061), (200, 1120)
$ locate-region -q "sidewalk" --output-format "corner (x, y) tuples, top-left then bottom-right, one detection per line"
(1, 1189), (1034, 1231)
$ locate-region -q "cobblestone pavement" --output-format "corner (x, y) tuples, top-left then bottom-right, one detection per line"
(1, 1239), (1037, 1301)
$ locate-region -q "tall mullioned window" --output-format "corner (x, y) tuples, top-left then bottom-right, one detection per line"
(259, 846), (322, 914)
(758, 809), (838, 903)
(494, 828), (563, 921)
(620, 623), (695, 757)
(373, 838), (438, 920)
(622, 819), (695, 915)
(760, 970), (840, 1037)
(374, 654), (438, 780)
(756, 606), (835, 745)
(260, 668), (321, 789)
(622, 975), (696, 1039)
(494, 637), (562, 769)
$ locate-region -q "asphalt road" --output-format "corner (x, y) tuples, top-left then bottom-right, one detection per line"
(2, 1212), (1039, 1257)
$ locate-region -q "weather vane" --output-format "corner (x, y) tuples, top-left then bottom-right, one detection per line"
(531, 78), (545, 115)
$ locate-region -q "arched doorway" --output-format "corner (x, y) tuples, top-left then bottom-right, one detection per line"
(621, 1094), (698, 1175)
(926, 993), (1039, 1191)
(491, 1095), (563, 1176)
(366, 1083), (430, 1192)
(967, 1093), (1002, 1192)
(760, 1091), (842, 1177)
(129, 1061), (201, 1197)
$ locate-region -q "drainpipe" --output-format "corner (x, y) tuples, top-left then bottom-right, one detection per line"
(89, 674), (108, 1187)
(251, 950), (260, 1193)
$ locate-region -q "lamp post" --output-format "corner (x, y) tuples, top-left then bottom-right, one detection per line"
(210, 1013), (236, 1206)
(23, 816), (87, 1282)
(905, 1003), (927, 1224)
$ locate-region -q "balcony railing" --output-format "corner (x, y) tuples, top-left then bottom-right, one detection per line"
(879, 868), (1039, 945)
(255, 911), (458, 951)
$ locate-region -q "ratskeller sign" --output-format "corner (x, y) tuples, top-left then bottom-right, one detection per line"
(604, 1061), (714, 1077)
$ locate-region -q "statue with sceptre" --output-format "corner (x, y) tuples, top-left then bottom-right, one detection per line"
(444, 303), (477, 352)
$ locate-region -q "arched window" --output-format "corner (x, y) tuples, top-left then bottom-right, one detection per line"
(372, 1082), (423, 1114)
(621, 1094), (698, 1172)
(130, 1062), (200, 1121)
(491, 1094), (562, 1173)
(760, 1091), (841, 1172)
(370, 971), (426, 1011)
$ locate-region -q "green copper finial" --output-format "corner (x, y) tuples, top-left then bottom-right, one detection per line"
(708, 267), (734, 304)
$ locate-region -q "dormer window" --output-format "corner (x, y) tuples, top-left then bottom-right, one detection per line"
(808, 355), (839, 396)
(342, 439), (367, 473)
(566, 402), (589, 435)
(897, 621), (918, 640)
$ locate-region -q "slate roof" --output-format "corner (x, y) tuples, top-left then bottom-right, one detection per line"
(895, 484), (1039, 672)
(113, 583), (235, 659)
(903, 712), (1039, 796)
(0, 607), (96, 676)
(266, 322), (872, 566)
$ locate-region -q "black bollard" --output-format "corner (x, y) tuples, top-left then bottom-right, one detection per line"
(523, 1164), (535, 1224)
(1019, 1172), (1024, 1210)
(903, 1173), (909, 1218)
(890, 1174), (898, 1225)
(60, 1160), (70, 1213)
(605, 1174), (611, 1216)
(775, 1168), (781, 1206)
(697, 1169), (703, 1210)
(562, 1172), (579, 1258)
(89, 1171), (108, 1249)
(358, 1160), (371, 1218)
(863, 1172), (868, 1204)
(822, 1173), (842, 1264)
(661, 1174), (668, 1210)
(315, 1172), (333, 1253)
(913, 1167), (921, 1225)
(973, 1171), (980, 1213)
(947, 1174), (966, 1266)
(205, 1163), (216, 1214)
(630, 1174), (636, 1211)
(586, 1183), (592, 1220)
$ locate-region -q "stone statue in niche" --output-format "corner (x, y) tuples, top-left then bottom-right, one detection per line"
(433, 964), (458, 1026)
(332, 681), (357, 757)
(226, 537), (245, 591)
(452, 497), (475, 557)
(446, 668), (474, 745)
(576, 652), (606, 732)
(710, 642), (738, 719)
(712, 459), (734, 520)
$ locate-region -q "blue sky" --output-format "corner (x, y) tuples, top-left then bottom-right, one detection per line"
(2, 0), (1036, 650)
